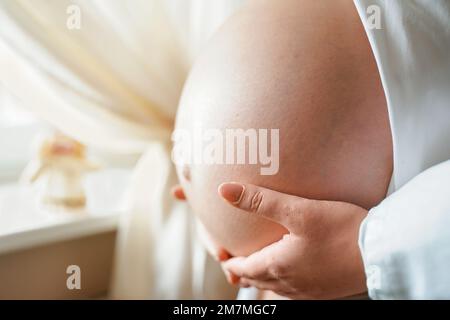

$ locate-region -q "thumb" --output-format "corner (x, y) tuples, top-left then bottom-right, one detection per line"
(218, 182), (316, 231)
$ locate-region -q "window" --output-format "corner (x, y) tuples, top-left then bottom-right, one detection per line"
(0, 86), (132, 222)
(0, 92), (131, 255)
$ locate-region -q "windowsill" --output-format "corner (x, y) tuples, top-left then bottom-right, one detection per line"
(0, 169), (131, 255)
(0, 209), (121, 255)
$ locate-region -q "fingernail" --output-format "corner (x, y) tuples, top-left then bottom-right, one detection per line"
(218, 183), (244, 204)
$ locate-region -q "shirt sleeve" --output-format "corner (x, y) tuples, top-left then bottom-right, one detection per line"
(359, 160), (450, 299)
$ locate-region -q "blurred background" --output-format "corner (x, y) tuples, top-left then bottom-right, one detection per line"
(0, 0), (242, 299)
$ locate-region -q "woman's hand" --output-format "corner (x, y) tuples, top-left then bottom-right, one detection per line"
(218, 182), (369, 299)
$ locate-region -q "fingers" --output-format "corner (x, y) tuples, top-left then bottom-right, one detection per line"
(171, 184), (186, 200)
(218, 182), (315, 230)
(223, 242), (280, 281)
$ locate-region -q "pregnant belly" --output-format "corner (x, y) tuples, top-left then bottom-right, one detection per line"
(175, 0), (393, 256)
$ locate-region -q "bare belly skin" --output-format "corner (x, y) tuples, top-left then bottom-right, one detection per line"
(175, 0), (393, 257)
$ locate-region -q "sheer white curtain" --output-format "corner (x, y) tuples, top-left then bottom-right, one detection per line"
(0, 0), (243, 299)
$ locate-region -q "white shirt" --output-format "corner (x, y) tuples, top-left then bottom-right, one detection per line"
(354, 0), (450, 299)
